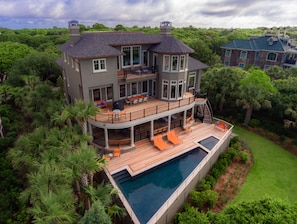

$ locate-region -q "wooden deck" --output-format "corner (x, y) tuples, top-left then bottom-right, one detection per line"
(90, 92), (200, 124)
(105, 122), (228, 176)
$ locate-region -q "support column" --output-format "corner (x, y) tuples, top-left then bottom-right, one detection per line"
(183, 110), (187, 128)
(104, 128), (109, 149)
(130, 126), (135, 147)
(168, 115), (171, 131)
(150, 120), (154, 141)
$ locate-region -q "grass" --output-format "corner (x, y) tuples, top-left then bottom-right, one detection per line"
(230, 126), (297, 204)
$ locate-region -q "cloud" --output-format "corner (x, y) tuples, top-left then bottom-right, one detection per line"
(0, 0), (296, 29)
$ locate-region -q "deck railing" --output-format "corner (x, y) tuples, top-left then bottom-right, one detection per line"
(93, 96), (195, 123)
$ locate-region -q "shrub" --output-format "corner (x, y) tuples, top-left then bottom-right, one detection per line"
(230, 136), (239, 145)
(197, 179), (211, 191)
(190, 189), (218, 210)
(204, 175), (216, 188)
(227, 147), (238, 159)
(250, 119), (260, 128)
(237, 151), (249, 163)
(176, 204), (209, 224)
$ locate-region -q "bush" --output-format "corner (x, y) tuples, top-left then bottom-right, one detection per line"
(204, 175), (216, 188)
(190, 189), (218, 210)
(250, 119), (260, 128)
(197, 179), (211, 191)
(230, 136), (239, 145)
(176, 204), (209, 224)
(237, 151), (249, 163)
(227, 147), (238, 159)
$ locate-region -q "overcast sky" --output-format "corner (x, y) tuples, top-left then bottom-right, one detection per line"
(0, 0), (296, 29)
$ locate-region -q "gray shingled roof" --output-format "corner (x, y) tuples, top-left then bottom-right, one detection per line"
(221, 36), (286, 52)
(188, 56), (208, 71)
(149, 36), (194, 54)
(59, 31), (193, 59)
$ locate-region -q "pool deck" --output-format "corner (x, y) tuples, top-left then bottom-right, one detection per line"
(105, 122), (228, 176)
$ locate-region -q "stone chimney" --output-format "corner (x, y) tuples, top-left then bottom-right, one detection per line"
(160, 21), (172, 36)
(68, 20), (80, 46)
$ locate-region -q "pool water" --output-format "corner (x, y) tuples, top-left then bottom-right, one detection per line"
(198, 136), (219, 150)
(112, 147), (208, 224)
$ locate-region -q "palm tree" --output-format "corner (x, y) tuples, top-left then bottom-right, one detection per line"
(61, 100), (99, 134)
(66, 143), (101, 210)
(236, 69), (276, 125)
(84, 183), (126, 222)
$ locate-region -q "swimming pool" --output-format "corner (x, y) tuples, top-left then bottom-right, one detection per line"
(198, 136), (219, 150)
(112, 147), (208, 224)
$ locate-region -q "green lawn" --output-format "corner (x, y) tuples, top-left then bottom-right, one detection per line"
(231, 126), (297, 204)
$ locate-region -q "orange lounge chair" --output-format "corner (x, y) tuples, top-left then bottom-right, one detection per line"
(153, 135), (169, 151)
(113, 148), (121, 157)
(215, 120), (228, 131)
(102, 154), (111, 161)
(167, 130), (183, 145)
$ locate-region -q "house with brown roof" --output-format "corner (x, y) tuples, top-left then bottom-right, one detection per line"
(58, 20), (214, 149)
(58, 20), (233, 224)
(221, 28), (297, 70)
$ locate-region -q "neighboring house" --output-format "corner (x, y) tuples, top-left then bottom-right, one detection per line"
(221, 28), (297, 70)
(58, 20), (212, 149)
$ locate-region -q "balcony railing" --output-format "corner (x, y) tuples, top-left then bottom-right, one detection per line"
(90, 95), (196, 124)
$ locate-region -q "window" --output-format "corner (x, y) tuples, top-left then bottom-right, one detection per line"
(142, 50), (148, 66)
(142, 80), (148, 93)
(163, 55), (170, 71)
(267, 52), (277, 61)
(224, 61), (230, 66)
(255, 51), (259, 60)
(131, 82), (138, 95)
(240, 51), (247, 59)
(93, 59), (106, 72)
(119, 84), (126, 98)
(225, 49), (231, 57)
(238, 63), (245, 68)
(163, 55), (186, 72)
(170, 80), (177, 99)
(178, 80), (183, 99)
(162, 80), (169, 99)
(180, 55), (185, 71)
(93, 86), (113, 102)
(171, 55), (179, 71)
(188, 72), (196, 90)
(264, 65), (271, 70)
(122, 46), (141, 67)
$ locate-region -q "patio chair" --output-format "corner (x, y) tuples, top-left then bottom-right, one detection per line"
(141, 64), (149, 73)
(143, 96), (148, 102)
(153, 135), (169, 151)
(102, 154), (110, 161)
(120, 110), (126, 119)
(113, 148), (121, 157)
(107, 110), (114, 121)
(132, 98), (138, 104)
(167, 130), (183, 145)
(185, 125), (192, 133)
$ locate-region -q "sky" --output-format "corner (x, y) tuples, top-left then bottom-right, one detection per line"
(0, 0), (296, 29)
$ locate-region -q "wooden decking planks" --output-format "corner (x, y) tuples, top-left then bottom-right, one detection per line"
(106, 122), (227, 176)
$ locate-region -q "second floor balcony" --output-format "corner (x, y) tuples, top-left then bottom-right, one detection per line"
(89, 92), (205, 125)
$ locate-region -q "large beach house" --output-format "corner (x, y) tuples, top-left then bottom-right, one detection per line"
(58, 20), (232, 224)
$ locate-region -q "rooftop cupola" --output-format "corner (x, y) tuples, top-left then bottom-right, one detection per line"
(160, 21), (172, 36)
(68, 20), (80, 46)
